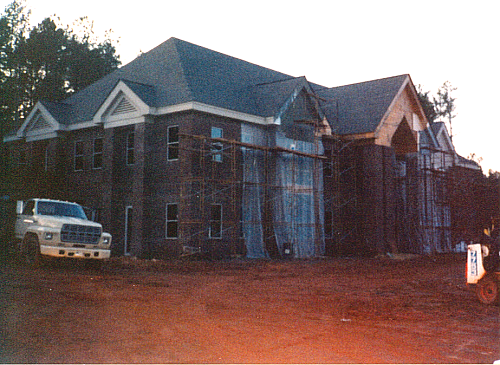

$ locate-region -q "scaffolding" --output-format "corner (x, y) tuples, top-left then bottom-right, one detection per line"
(315, 93), (360, 256)
(177, 119), (328, 259)
(415, 145), (454, 253)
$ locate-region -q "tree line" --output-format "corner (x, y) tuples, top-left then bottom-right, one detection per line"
(0, 0), (121, 139)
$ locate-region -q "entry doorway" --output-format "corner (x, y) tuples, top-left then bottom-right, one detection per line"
(124, 206), (133, 255)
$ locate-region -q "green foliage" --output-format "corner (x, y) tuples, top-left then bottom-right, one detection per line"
(417, 81), (457, 142)
(416, 84), (438, 123)
(434, 81), (457, 121)
(0, 0), (29, 136)
(0, 0), (120, 137)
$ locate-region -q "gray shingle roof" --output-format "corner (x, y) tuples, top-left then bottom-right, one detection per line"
(53, 37), (299, 124)
(37, 38), (409, 136)
(314, 75), (408, 135)
(39, 100), (74, 126)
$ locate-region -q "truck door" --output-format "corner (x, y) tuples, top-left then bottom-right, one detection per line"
(15, 200), (36, 240)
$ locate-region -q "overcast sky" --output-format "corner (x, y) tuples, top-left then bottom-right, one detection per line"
(5, 0), (500, 172)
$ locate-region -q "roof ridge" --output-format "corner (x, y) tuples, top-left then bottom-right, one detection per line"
(169, 38), (194, 101)
(330, 74), (409, 90)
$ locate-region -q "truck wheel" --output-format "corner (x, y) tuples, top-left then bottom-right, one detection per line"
(476, 273), (499, 305)
(20, 234), (42, 267)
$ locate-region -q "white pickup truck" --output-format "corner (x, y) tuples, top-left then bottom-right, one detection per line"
(15, 198), (112, 265)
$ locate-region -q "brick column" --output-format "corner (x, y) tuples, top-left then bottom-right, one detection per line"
(101, 128), (114, 239)
(131, 122), (146, 257)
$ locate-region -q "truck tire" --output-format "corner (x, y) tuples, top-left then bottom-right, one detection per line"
(20, 234), (42, 267)
(476, 273), (499, 305)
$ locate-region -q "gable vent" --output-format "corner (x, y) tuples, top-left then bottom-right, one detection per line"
(29, 113), (51, 131)
(112, 97), (136, 115)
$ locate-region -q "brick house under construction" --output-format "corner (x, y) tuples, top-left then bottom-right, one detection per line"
(4, 38), (471, 258)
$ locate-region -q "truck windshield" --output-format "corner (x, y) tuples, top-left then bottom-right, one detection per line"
(37, 201), (88, 220)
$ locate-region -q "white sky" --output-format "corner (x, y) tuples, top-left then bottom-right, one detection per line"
(4, 0), (500, 172)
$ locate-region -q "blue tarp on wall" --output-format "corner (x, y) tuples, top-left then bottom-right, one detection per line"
(241, 124), (325, 258)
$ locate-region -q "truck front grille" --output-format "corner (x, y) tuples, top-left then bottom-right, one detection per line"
(61, 224), (101, 245)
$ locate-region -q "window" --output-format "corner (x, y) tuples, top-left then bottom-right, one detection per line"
(22, 200), (35, 215)
(167, 125), (179, 161)
(74, 141), (84, 171)
(211, 127), (223, 162)
(166, 203), (178, 239)
(93, 137), (103, 169)
(209, 204), (222, 238)
(126, 132), (134, 165)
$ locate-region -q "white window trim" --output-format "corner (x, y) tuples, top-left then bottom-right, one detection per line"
(74, 140), (85, 172)
(92, 137), (103, 170)
(211, 126), (223, 163)
(167, 125), (179, 161)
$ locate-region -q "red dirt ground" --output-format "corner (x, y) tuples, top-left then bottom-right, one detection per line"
(0, 254), (498, 363)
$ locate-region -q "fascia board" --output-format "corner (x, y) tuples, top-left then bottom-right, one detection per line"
(17, 102), (61, 138)
(56, 101), (271, 132)
(3, 134), (21, 142)
(25, 130), (58, 142)
(436, 125), (455, 152)
(374, 76), (429, 143)
(338, 131), (376, 140)
(274, 86), (301, 126)
(93, 80), (151, 124)
(102, 116), (146, 129)
(66, 120), (99, 131)
(406, 75), (430, 129)
(154, 101), (270, 125)
(374, 76), (409, 138)
(273, 78), (324, 126)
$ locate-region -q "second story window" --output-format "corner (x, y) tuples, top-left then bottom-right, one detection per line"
(211, 127), (223, 162)
(127, 132), (134, 165)
(167, 125), (179, 161)
(93, 137), (103, 169)
(74, 141), (84, 171)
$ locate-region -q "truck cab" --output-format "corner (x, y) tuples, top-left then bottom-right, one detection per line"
(15, 199), (112, 264)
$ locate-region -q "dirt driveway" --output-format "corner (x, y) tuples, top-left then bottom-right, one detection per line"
(0, 253), (498, 364)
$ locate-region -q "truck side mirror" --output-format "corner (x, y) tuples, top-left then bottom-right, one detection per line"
(16, 200), (24, 214)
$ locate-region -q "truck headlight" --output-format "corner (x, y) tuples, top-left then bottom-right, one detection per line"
(44, 232), (54, 240)
(102, 236), (111, 245)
